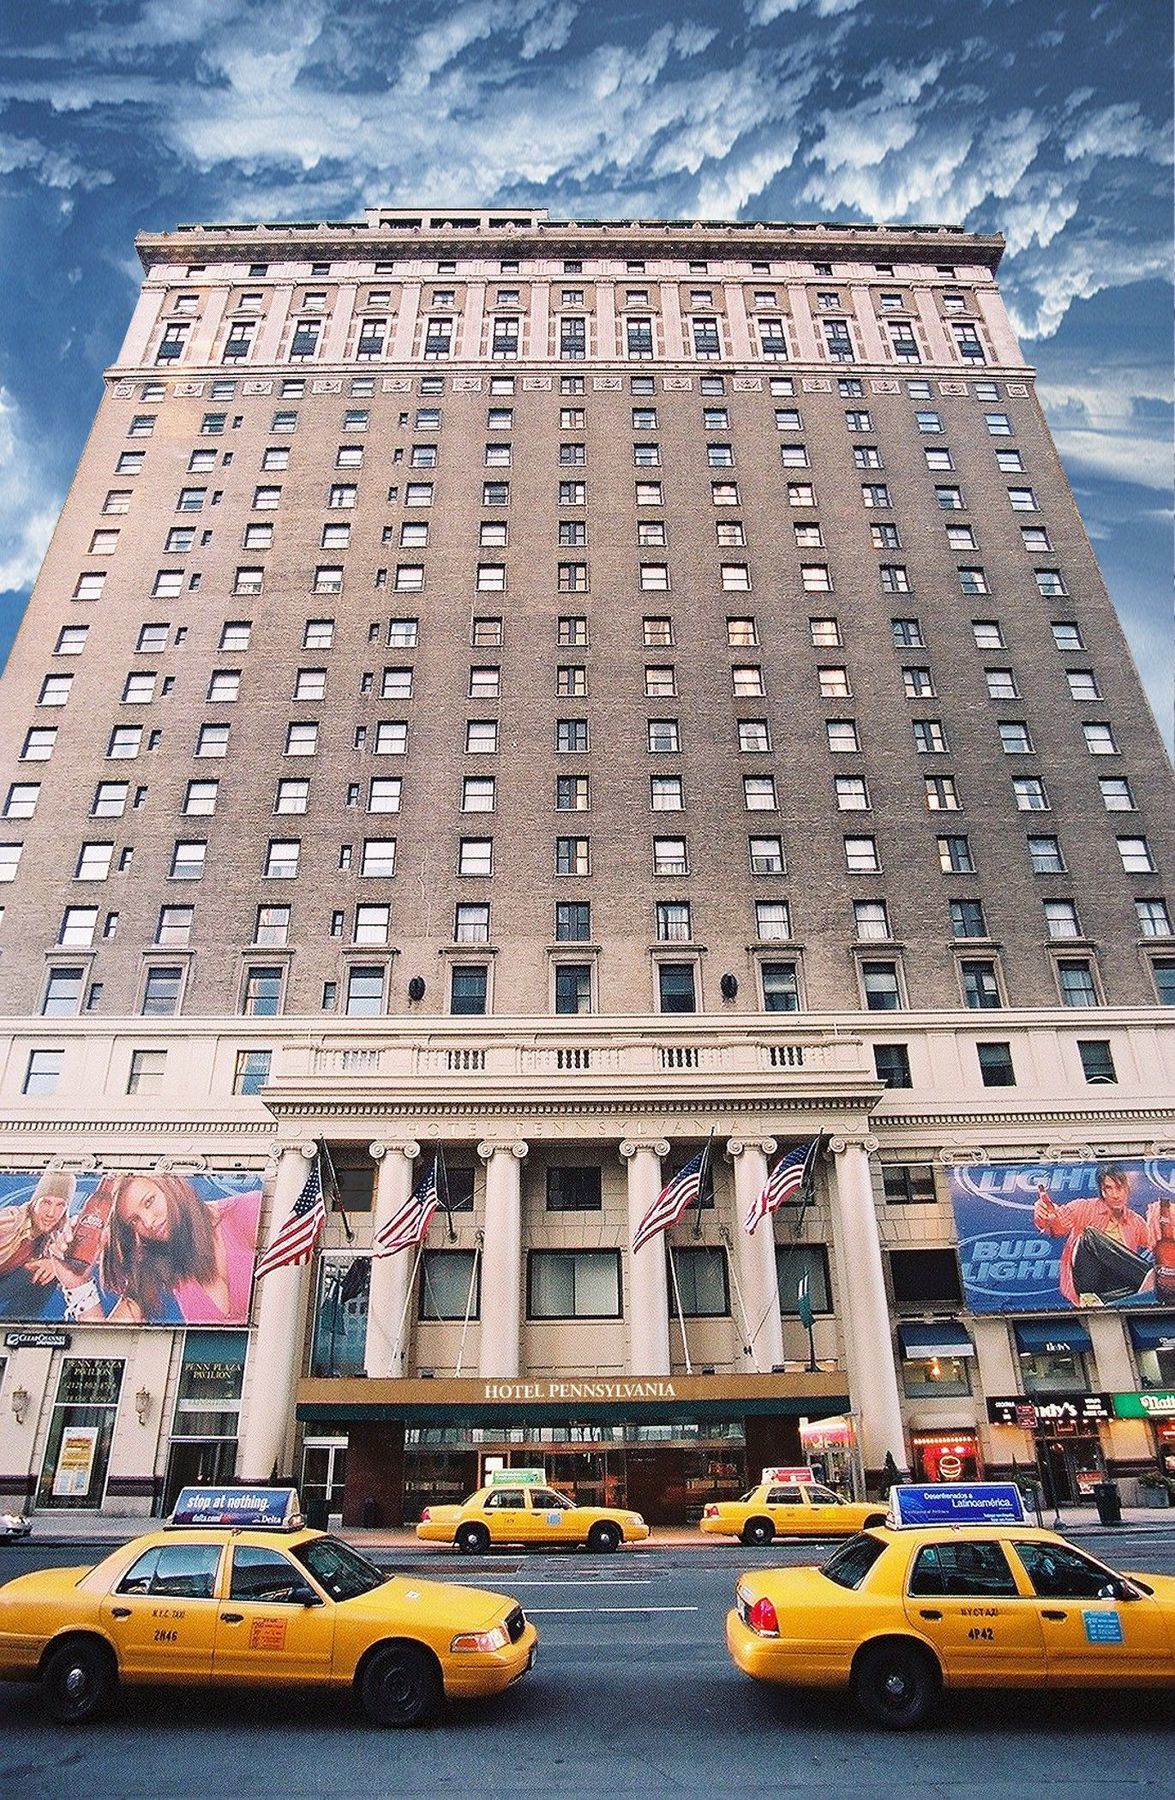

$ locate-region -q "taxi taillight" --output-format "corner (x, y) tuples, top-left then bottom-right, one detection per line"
(703, 1505), (719, 1517)
(748, 1595), (780, 1638)
(420, 1507), (430, 1521)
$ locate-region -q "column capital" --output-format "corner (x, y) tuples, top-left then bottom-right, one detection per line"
(828, 1134), (879, 1157)
(619, 1138), (670, 1160)
(725, 1137), (777, 1160)
(369, 1140), (421, 1162)
(477, 1139), (528, 1162)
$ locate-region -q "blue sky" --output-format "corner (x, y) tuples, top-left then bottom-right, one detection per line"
(1, 0), (1171, 744)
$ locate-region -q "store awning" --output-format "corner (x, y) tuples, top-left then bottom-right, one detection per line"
(1014, 1319), (1092, 1354)
(897, 1321), (975, 1359)
(1127, 1315), (1175, 1353)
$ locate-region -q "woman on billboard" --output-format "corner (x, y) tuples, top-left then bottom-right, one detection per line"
(49, 1172), (261, 1325)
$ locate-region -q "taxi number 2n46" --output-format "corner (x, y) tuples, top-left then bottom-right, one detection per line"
(153, 1629), (178, 1644)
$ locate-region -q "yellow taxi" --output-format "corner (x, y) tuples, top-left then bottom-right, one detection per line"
(0, 1487), (537, 1727)
(417, 1470), (650, 1553)
(700, 1469), (887, 1544)
(726, 1482), (1175, 1728)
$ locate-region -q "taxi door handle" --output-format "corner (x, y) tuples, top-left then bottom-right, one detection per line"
(1042, 1610), (1067, 1621)
(110, 1607), (132, 1619)
(918, 1610), (943, 1621)
(220, 1612), (244, 1624)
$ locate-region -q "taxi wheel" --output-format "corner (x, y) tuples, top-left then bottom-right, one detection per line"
(456, 1522), (490, 1555)
(851, 1639), (939, 1729)
(43, 1637), (117, 1725)
(360, 1643), (442, 1728)
(740, 1518), (774, 1547)
(587, 1522), (621, 1553)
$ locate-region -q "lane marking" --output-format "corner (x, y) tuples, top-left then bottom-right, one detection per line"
(491, 1578), (656, 1587)
(524, 1605), (699, 1615)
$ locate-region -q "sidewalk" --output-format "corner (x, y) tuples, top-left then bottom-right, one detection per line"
(15, 1503), (1175, 1547)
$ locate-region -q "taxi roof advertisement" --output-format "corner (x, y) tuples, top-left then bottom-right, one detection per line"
(948, 1157), (1175, 1313)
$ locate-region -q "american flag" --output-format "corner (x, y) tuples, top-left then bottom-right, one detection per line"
(745, 1137), (821, 1234)
(373, 1156), (440, 1258)
(633, 1145), (711, 1254)
(255, 1155), (326, 1278)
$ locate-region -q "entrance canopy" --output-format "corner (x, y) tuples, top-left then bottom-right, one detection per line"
(297, 1370), (849, 1429)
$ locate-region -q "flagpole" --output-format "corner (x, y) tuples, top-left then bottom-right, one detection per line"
(666, 1244), (693, 1375)
(691, 1128), (715, 1239)
(319, 1137), (353, 1244)
(389, 1236), (428, 1375)
(719, 1225), (762, 1373)
(454, 1232), (482, 1376)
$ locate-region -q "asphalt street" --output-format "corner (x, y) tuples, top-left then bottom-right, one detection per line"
(2, 1534), (1173, 1799)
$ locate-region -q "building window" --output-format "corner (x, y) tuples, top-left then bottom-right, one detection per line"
(861, 960), (902, 1010)
(950, 899), (987, 940)
(450, 964), (488, 1015)
(658, 962), (696, 1013)
(854, 900), (890, 941)
(75, 842), (113, 881)
(1013, 778), (1049, 811)
(254, 905), (289, 946)
(1078, 1040), (1116, 1084)
(554, 963), (593, 1015)
(1153, 960), (1175, 1005)
(891, 617), (923, 647)
(874, 1044), (912, 1089)
(1136, 899), (1173, 937)
(556, 720), (588, 754)
(1043, 899), (1081, 939)
(913, 719), (948, 753)
(977, 1041), (1015, 1086)
(24, 1049), (65, 1096)
(528, 1251), (621, 1320)
(1057, 958), (1099, 1007)
(1118, 836), (1155, 873)
(241, 965), (283, 1017)
(776, 1245), (831, 1315)
(234, 1049), (272, 1095)
(419, 1250), (480, 1321)
(826, 719), (860, 753)
(1027, 835), (1065, 873)
(41, 967), (83, 1016)
(344, 966), (385, 1017)
(546, 1167), (602, 1212)
(883, 1163), (936, 1205)
(1083, 722), (1118, 755)
(761, 961), (799, 1012)
(555, 901), (591, 942)
(672, 1246), (730, 1317)
(264, 839), (300, 879)
(937, 835), (973, 874)
(656, 901), (691, 942)
(925, 776), (959, 811)
(142, 966), (183, 1016)
(749, 835), (784, 875)
(844, 835), (879, 873)
(961, 958), (1001, 1009)
(888, 1249), (963, 1304)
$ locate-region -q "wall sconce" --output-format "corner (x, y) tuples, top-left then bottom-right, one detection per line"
(11, 1387), (30, 1425)
(134, 1387), (152, 1425)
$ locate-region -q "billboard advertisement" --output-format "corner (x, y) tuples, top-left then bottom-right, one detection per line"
(948, 1157), (1175, 1313)
(0, 1169), (263, 1326)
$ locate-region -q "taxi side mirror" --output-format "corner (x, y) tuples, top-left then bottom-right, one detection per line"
(292, 1584), (325, 1607)
(1100, 1579), (1138, 1603)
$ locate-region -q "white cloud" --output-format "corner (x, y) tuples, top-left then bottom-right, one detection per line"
(749, 0), (862, 20)
(0, 131), (112, 190)
(1008, 237), (1173, 341)
(521, 1), (578, 59)
(0, 389), (61, 594)
(694, 143), (798, 217)
(1065, 102), (1174, 166)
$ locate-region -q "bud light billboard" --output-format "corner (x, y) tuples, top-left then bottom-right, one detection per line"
(948, 1158), (1175, 1312)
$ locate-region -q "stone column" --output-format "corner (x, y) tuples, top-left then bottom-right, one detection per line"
(363, 1139), (420, 1378)
(726, 1138), (783, 1373)
(828, 1134), (909, 1489)
(476, 1140), (527, 1378)
(237, 1142), (316, 1481)
(620, 1139), (672, 1377)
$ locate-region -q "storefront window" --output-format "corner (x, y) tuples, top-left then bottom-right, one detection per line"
(163, 1330), (247, 1512)
(311, 1255), (370, 1375)
(38, 1357), (124, 1508)
(1129, 1316), (1175, 1387)
(911, 1433), (981, 1483)
(1019, 1350), (1088, 1395)
(901, 1355), (971, 1397)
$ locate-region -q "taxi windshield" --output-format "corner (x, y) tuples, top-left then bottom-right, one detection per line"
(292, 1535), (387, 1601)
(820, 1533), (886, 1591)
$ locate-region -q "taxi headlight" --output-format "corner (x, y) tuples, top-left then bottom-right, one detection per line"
(450, 1624), (510, 1654)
